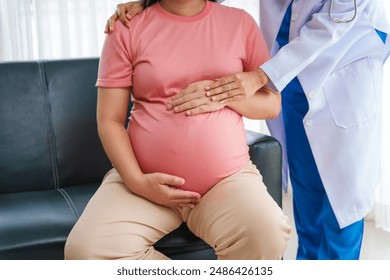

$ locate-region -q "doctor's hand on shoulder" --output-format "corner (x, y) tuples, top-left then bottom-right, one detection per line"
(105, 1), (143, 33)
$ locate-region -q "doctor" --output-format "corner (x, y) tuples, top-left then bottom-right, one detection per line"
(106, 0), (390, 259)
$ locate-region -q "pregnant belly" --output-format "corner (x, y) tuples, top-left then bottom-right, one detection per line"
(128, 108), (249, 195)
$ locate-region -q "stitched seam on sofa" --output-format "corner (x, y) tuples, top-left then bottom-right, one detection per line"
(57, 188), (79, 219)
(39, 61), (60, 189)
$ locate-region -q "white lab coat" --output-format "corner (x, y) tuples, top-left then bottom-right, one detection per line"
(261, 0), (390, 228)
(220, 0), (390, 228)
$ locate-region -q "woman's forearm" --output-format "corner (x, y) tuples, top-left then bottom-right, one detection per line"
(98, 119), (144, 188)
(227, 86), (281, 119)
(97, 87), (144, 190)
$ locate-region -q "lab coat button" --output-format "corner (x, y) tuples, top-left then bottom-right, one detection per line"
(308, 91), (316, 99)
(305, 120), (313, 127)
(291, 13), (298, 22)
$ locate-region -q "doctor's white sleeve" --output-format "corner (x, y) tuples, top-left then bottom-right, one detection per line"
(261, 0), (371, 92)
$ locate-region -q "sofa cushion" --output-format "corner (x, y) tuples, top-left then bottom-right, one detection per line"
(0, 189), (77, 259)
(0, 62), (54, 194)
(43, 59), (111, 188)
(0, 184), (100, 260)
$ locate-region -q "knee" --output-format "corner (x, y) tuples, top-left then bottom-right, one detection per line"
(224, 208), (291, 260)
(216, 221), (290, 260)
(246, 208), (291, 259)
(64, 228), (100, 260)
(64, 226), (158, 260)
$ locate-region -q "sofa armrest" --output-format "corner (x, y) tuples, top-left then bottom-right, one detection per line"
(246, 130), (282, 208)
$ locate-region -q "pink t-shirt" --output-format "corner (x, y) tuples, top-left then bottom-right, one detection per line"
(96, 2), (270, 195)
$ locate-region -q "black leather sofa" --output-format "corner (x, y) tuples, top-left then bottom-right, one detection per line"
(0, 58), (282, 260)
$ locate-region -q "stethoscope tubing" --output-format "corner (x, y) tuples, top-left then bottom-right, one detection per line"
(329, 0), (357, 23)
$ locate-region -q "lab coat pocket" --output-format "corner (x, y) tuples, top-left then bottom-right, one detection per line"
(324, 58), (377, 128)
(324, 58), (376, 129)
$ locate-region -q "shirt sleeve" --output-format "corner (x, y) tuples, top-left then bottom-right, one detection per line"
(96, 21), (133, 88)
(241, 11), (270, 72)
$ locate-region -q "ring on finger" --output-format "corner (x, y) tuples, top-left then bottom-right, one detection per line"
(226, 83), (232, 91)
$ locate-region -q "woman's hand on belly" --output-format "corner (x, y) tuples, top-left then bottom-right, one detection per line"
(167, 80), (225, 116)
(130, 172), (201, 208)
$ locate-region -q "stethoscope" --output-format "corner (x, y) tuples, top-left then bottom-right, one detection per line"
(329, 0), (357, 23)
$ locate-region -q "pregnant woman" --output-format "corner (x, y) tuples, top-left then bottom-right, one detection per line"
(64, 0), (291, 260)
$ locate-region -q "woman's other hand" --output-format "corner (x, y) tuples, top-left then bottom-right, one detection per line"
(167, 80), (225, 116)
(132, 173), (201, 209)
(204, 68), (270, 103)
(105, 1), (144, 34)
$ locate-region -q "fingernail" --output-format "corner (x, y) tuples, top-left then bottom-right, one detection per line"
(186, 111), (192, 115)
(167, 103), (173, 109)
(205, 91), (210, 96)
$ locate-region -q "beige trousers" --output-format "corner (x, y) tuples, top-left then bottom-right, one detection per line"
(64, 162), (291, 260)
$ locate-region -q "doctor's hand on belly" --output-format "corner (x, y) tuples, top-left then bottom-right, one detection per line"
(167, 80), (225, 115)
(130, 172), (201, 209)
